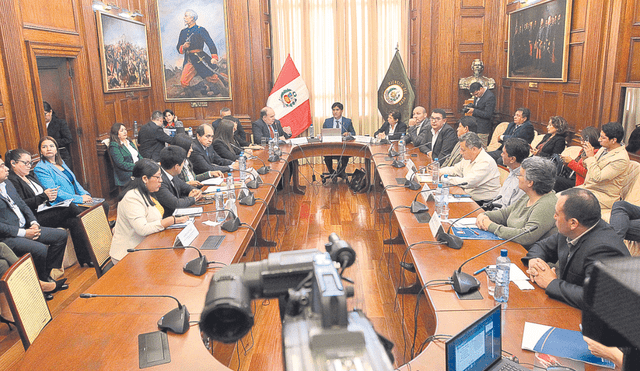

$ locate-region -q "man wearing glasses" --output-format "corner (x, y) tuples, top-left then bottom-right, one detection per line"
(423, 109), (458, 165)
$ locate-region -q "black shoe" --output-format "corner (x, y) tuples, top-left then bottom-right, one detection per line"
(44, 278), (68, 294)
(399, 261), (416, 273)
(109, 220), (116, 229)
(44, 293), (54, 301)
(0, 315), (15, 330)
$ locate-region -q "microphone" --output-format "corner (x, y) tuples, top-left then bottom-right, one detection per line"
(126, 246), (218, 276)
(389, 146), (427, 168)
(234, 169), (261, 189)
(404, 171), (421, 190)
(203, 208), (242, 232)
(451, 225), (539, 295)
(80, 293), (190, 334)
(230, 142), (272, 175)
(410, 191), (429, 214)
(446, 195), (502, 234)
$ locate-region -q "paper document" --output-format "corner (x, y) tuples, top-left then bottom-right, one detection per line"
(37, 199), (72, 212)
(173, 207), (203, 217)
(354, 135), (372, 144)
(202, 177), (224, 186)
(290, 137), (308, 145)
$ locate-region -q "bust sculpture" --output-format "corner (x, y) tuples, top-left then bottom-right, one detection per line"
(459, 59), (496, 90)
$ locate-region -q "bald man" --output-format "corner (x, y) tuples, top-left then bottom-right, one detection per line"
(252, 107), (292, 144)
(404, 106), (431, 151)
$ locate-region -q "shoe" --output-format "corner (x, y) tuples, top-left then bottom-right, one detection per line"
(109, 220), (116, 229)
(399, 261), (416, 273)
(44, 278), (68, 294)
(0, 315), (15, 330)
(44, 293), (54, 301)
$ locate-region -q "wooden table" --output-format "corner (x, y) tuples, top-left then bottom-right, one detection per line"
(16, 142), (603, 370)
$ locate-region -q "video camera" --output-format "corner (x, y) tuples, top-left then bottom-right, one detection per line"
(199, 233), (395, 371)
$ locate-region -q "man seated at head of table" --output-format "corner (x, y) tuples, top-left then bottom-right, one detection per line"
(110, 159), (190, 264)
(577, 121), (629, 211)
(190, 123), (233, 176)
(152, 146), (203, 218)
(475, 157), (558, 250)
(438, 132), (500, 206)
(423, 108), (458, 165)
(522, 188), (630, 309)
(442, 116), (477, 168)
(490, 138), (530, 210)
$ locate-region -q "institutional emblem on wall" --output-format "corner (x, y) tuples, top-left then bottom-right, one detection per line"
(280, 89), (298, 108)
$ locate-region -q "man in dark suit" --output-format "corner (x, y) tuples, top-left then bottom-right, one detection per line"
(212, 107), (250, 147)
(322, 102), (356, 175)
(404, 106), (430, 150)
(137, 110), (176, 161)
(152, 146), (203, 218)
(467, 82), (496, 146)
(488, 107), (535, 163)
(423, 108), (458, 164)
(0, 161), (66, 282)
(190, 123), (233, 175)
(252, 106), (292, 145)
(523, 188), (629, 309)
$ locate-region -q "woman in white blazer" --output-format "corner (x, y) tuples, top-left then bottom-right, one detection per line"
(109, 159), (188, 263)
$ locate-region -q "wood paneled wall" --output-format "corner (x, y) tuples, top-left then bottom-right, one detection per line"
(409, 0), (639, 136)
(0, 0), (272, 200)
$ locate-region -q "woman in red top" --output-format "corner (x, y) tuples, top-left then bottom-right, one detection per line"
(554, 126), (601, 192)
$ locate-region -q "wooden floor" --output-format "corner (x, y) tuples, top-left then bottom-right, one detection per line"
(0, 163), (429, 370)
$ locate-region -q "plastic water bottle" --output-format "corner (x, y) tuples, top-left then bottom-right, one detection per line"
(435, 183), (449, 220)
(398, 134), (406, 163)
(239, 152), (247, 181)
(133, 121), (138, 138)
(214, 188), (225, 223)
(309, 124), (314, 138)
(226, 172), (234, 198)
(268, 138), (275, 157)
(442, 174), (450, 201)
(431, 159), (440, 186)
(226, 184), (237, 216)
(494, 249), (510, 303)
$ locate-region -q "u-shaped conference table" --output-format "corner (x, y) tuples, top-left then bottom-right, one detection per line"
(16, 140), (600, 370)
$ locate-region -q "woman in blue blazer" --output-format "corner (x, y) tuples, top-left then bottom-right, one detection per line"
(34, 136), (93, 205)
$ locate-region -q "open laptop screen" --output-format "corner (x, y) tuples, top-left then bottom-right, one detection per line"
(445, 305), (502, 371)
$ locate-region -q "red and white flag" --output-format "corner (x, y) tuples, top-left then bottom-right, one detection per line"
(266, 55), (311, 138)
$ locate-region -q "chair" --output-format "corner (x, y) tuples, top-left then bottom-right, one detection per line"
(530, 133), (545, 154)
(561, 145), (582, 160)
(497, 165), (510, 186)
(486, 122), (509, 151)
(78, 204), (114, 278)
(0, 254), (52, 350)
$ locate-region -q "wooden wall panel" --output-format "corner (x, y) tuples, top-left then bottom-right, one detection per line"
(571, 0), (588, 31)
(562, 93), (580, 128)
(20, 0), (79, 34)
(460, 17), (484, 43)
(462, 0), (484, 8)
(628, 38), (640, 82)
(567, 43), (583, 82)
(542, 91), (558, 121)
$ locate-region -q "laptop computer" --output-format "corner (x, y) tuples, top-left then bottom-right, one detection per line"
(445, 305), (529, 371)
(321, 128), (342, 143)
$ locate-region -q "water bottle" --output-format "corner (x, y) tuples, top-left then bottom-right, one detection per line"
(226, 183), (237, 216)
(431, 159), (440, 186)
(494, 249), (510, 303)
(187, 127), (193, 138)
(268, 138), (275, 157)
(435, 183), (449, 220)
(133, 121), (138, 138)
(239, 152), (247, 181)
(226, 172), (234, 198)
(214, 188), (225, 223)
(442, 174), (450, 201)
(309, 124), (314, 138)
(398, 134), (406, 163)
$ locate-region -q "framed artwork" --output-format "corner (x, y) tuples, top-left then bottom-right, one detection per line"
(157, 0), (232, 101)
(96, 12), (151, 92)
(507, 0), (572, 81)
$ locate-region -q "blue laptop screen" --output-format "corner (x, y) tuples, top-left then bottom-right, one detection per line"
(445, 305), (502, 371)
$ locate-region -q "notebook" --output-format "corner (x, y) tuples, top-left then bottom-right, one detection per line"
(445, 305), (529, 371)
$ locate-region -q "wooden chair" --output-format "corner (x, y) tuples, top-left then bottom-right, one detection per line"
(0, 254), (52, 350)
(486, 122), (509, 151)
(560, 145), (582, 160)
(78, 204), (114, 278)
(530, 133), (545, 154)
(497, 165), (510, 186)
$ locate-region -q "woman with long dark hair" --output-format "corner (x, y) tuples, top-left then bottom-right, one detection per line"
(212, 119), (253, 161)
(109, 159), (188, 263)
(108, 122), (141, 187)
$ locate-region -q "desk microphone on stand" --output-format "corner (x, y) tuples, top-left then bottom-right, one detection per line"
(446, 195), (503, 234)
(451, 225), (539, 295)
(126, 246), (221, 276)
(230, 142), (272, 175)
(79, 293), (190, 334)
(409, 182), (468, 214)
(234, 169), (262, 189)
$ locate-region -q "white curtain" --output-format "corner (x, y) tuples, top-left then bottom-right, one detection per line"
(623, 88), (640, 145)
(270, 0), (410, 138)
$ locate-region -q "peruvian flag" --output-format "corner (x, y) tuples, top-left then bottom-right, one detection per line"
(266, 55), (311, 138)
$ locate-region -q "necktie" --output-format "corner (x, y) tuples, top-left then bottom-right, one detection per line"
(269, 125), (275, 138)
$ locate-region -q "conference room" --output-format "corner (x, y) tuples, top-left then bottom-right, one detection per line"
(0, 0), (639, 370)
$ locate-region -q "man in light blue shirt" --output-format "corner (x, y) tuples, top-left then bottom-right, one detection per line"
(492, 138), (530, 210)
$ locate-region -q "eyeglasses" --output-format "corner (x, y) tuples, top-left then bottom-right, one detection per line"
(150, 175), (162, 180)
(16, 160), (31, 167)
(430, 117), (443, 121)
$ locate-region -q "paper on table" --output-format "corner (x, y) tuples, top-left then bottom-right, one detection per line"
(202, 220), (223, 227)
(448, 196), (475, 203)
(201, 177), (224, 186)
(354, 135), (372, 144)
(487, 263), (534, 290)
(173, 207), (203, 216)
(447, 217), (476, 226)
(290, 137), (308, 145)
(416, 174), (432, 183)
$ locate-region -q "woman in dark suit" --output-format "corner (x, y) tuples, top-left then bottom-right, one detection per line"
(212, 120), (253, 161)
(6, 149), (92, 266)
(43, 101), (74, 170)
(531, 116), (568, 158)
(108, 122), (141, 187)
(374, 111), (406, 141)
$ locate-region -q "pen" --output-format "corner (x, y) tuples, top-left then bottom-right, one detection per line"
(465, 225), (480, 236)
(473, 266), (487, 275)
